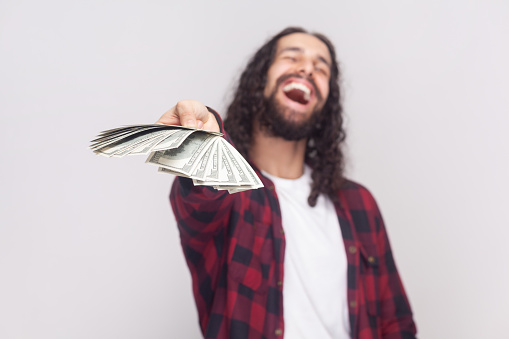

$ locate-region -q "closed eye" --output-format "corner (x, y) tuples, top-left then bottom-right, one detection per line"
(283, 56), (297, 62)
(315, 66), (329, 76)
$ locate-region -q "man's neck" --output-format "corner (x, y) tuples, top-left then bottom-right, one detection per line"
(249, 126), (307, 179)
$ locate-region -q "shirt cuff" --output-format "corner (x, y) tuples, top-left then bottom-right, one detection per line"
(206, 106), (224, 133)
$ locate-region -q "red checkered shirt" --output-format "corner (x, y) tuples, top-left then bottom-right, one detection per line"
(170, 113), (417, 339)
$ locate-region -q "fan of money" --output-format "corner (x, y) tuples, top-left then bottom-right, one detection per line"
(90, 124), (263, 193)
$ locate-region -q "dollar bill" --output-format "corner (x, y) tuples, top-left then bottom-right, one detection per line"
(145, 132), (217, 176)
(91, 124), (263, 193)
(98, 130), (169, 157)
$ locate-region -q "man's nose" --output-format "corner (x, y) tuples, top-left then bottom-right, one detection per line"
(297, 60), (314, 77)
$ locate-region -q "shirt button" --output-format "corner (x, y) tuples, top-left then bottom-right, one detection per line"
(277, 280), (283, 287)
(281, 228), (285, 235)
(268, 186), (275, 190)
(368, 256), (376, 264)
(350, 301), (357, 308)
(275, 328), (282, 336)
(348, 246), (357, 254)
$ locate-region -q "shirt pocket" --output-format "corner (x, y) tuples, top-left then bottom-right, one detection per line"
(227, 221), (272, 294)
(359, 242), (380, 316)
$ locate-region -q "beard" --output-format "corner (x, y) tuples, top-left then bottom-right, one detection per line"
(258, 77), (324, 141)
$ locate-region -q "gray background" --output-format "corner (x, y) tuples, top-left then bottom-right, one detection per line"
(1, 0), (508, 338)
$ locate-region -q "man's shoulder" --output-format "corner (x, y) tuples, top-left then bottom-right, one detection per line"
(339, 178), (372, 194)
(337, 178), (379, 210)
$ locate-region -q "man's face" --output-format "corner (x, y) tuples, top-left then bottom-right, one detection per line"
(263, 33), (332, 127)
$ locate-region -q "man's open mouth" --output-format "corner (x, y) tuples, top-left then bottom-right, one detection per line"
(282, 82), (311, 105)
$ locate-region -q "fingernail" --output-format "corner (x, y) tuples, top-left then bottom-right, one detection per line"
(197, 121), (204, 129)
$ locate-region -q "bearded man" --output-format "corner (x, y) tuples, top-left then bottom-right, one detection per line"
(156, 27), (417, 339)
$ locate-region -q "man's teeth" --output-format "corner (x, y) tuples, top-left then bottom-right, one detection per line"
(283, 82), (311, 101)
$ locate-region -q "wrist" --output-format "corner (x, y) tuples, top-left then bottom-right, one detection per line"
(206, 106), (223, 133)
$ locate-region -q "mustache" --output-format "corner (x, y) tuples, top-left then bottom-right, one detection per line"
(274, 73), (322, 101)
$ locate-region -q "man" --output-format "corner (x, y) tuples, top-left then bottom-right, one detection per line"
(156, 27), (417, 339)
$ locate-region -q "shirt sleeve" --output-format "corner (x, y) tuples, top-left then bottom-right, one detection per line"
(364, 187), (417, 338)
(169, 107), (235, 246)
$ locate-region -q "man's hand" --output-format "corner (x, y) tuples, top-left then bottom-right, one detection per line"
(155, 100), (220, 133)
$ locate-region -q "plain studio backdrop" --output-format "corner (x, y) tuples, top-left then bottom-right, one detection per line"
(1, 1), (508, 338)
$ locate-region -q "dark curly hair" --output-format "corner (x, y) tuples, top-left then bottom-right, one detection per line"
(224, 27), (346, 206)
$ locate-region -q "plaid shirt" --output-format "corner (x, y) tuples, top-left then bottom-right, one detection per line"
(170, 113), (416, 339)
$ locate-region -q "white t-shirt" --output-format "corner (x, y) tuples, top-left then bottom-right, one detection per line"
(263, 166), (350, 339)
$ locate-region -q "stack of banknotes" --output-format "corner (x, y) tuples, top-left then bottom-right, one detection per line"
(90, 124), (263, 193)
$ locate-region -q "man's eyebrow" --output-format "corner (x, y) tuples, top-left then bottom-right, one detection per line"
(278, 47), (331, 67)
(279, 47), (303, 54)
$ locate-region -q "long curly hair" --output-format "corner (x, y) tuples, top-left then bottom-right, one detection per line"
(224, 27), (346, 206)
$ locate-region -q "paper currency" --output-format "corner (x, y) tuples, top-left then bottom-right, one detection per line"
(90, 124), (263, 193)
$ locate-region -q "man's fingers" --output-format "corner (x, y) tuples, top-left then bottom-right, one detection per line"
(155, 107), (178, 125)
(181, 114), (198, 128)
(155, 100), (218, 132)
(175, 101), (209, 128)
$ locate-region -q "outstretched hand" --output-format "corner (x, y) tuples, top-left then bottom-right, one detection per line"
(155, 100), (220, 133)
